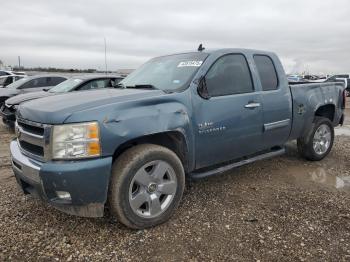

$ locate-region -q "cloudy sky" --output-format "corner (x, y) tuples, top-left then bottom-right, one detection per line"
(1, 0), (350, 74)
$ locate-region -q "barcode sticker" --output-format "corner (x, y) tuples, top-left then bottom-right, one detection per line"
(177, 61), (203, 67)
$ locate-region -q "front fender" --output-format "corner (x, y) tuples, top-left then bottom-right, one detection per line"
(63, 91), (195, 170)
(101, 100), (192, 153)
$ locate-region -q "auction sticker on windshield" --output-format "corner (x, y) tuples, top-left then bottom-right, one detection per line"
(177, 61), (203, 67)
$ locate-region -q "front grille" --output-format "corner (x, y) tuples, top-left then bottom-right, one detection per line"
(16, 118), (51, 161)
(18, 121), (44, 136)
(19, 140), (44, 157)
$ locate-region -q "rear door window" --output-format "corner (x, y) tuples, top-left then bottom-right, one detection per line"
(254, 55), (279, 91)
(36, 77), (49, 87)
(40, 77), (64, 87)
(37, 77), (50, 87)
(50, 77), (66, 86)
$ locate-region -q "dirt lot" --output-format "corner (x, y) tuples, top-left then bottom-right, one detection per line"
(0, 102), (350, 261)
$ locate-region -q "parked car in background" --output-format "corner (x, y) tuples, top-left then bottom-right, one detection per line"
(0, 75), (26, 88)
(303, 75), (327, 82)
(10, 48), (346, 229)
(12, 71), (27, 76)
(0, 75), (67, 109)
(327, 74), (349, 81)
(0, 70), (14, 76)
(1, 75), (124, 127)
(0, 70), (27, 77)
(287, 74), (303, 82)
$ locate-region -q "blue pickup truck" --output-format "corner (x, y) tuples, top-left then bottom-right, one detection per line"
(10, 48), (346, 229)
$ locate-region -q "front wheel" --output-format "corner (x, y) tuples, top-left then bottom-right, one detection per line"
(109, 144), (185, 229)
(297, 117), (334, 161)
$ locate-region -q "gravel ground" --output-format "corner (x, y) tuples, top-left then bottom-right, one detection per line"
(0, 102), (349, 261)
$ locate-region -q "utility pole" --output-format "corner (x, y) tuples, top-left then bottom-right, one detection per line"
(104, 37), (107, 75)
(18, 56), (21, 69)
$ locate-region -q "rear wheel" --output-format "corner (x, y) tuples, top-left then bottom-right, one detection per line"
(297, 117), (334, 161)
(109, 144), (185, 229)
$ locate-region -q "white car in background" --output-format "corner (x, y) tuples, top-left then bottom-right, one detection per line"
(0, 75), (26, 88)
(0, 70), (27, 77)
(0, 70), (13, 76)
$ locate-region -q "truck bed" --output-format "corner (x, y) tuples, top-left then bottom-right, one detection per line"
(289, 82), (345, 140)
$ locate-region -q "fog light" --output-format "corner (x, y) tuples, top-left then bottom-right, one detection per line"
(56, 191), (71, 201)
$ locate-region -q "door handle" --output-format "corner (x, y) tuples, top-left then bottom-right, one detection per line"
(244, 102), (261, 109)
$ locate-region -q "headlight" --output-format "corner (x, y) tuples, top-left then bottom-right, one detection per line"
(52, 122), (101, 159)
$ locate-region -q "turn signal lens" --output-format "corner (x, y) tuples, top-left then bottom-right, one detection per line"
(87, 141), (101, 156)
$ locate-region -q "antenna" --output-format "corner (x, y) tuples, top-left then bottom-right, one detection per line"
(104, 37), (107, 75)
(198, 44), (205, 52)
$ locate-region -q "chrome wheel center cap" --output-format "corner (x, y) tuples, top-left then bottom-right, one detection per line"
(147, 183), (158, 193)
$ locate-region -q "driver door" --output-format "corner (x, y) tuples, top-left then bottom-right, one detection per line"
(193, 54), (264, 169)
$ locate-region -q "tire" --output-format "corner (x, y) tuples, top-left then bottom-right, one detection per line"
(297, 117), (334, 161)
(108, 144), (185, 229)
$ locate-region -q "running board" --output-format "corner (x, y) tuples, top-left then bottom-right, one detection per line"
(189, 148), (285, 180)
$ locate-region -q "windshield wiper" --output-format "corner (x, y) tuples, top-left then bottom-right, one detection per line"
(126, 84), (158, 90)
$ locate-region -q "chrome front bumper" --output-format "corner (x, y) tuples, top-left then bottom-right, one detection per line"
(10, 139), (113, 217)
(11, 140), (42, 184)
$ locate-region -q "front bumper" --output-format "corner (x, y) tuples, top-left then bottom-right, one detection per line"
(10, 140), (113, 217)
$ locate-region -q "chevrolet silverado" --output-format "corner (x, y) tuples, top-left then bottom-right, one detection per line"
(10, 48), (346, 229)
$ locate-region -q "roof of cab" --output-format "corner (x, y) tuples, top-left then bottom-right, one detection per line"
(203, 48), (276, 55)
(157, 48), (277, 59)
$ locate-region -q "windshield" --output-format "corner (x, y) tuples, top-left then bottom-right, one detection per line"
(49, 78), (83, 93)
(120, 52), (208, 91)
(6, 77), (29, 89)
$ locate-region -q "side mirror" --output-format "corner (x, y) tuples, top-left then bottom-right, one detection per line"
(197, 76), (211, 99)
(43, 88), (50, 91)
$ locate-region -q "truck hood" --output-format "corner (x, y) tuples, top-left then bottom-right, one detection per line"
(17, 88), (164, 124)
(6, 91), (52, 106)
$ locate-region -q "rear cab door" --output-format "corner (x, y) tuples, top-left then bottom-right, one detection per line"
(252, 53), (293, 148)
